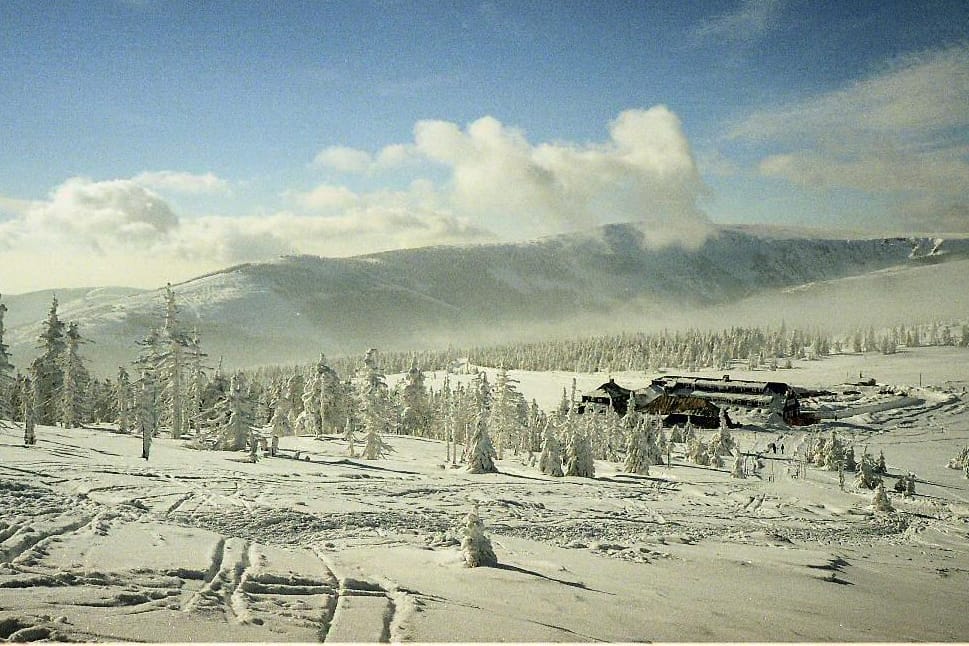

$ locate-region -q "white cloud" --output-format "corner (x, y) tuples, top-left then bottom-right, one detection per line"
(312, 146), (374, 173)
(693, 0), (787, 43)
(409, 107), (711, 244)
(290, 184), (360, 212)
(0, 177), (179, 254)
(132, 170), (229, 194)
(730, 46), (969, 143)
(729, 45), (969, 229)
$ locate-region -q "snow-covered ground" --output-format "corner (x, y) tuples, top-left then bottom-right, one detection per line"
(2, 347), (969, 642)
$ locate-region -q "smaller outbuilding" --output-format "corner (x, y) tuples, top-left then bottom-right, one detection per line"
(579, 378), (633, 415)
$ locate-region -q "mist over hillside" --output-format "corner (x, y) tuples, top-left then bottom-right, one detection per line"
(5, 223), (968, 375)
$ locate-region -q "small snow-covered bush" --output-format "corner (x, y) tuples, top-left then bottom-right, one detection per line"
(946, 446), (969, 471)
(872, 482), (893, 513)
(461, 505), (497, 568)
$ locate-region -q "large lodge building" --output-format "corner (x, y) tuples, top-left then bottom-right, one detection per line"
(579, 374), (806, 427)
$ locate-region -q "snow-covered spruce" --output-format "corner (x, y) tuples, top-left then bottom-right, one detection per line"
(466, 412), (498, 474)
(356, 348), (395, 459)
(872, 481), (893, 512)
(564, 427), (595, 478)
(855, 449), (882, 489)
(0, 293), (13, 422)
(538, 421), (564, 477)
(624, 426), (651, 475)
(461, 505), (498, 568)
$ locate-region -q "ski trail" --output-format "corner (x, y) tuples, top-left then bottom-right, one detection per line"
(1, 514), (94, 565)
(181, 536), (226, 614)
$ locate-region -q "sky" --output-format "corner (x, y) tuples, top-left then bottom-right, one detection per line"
(0, 0), (967, 293)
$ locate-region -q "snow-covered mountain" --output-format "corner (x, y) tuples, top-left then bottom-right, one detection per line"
(5, 224), (969, 374)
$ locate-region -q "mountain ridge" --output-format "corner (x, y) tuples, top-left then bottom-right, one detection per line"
(4, 223), (968, 374)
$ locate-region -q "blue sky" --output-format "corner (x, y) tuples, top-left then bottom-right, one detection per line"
(1, 0), (967, 291)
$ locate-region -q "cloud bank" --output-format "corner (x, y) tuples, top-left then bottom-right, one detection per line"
(1, 107), (712, 292)
(729, 45), (969, 232)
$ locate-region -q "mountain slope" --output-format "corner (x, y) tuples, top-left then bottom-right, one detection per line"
(5, 224), (967, 374)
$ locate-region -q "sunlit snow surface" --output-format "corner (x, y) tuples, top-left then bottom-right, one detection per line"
(2, 348), (969, 642)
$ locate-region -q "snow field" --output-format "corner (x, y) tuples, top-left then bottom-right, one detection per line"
(1, 347), (969, 641)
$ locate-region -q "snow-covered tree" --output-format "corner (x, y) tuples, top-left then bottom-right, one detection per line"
(730, 451), (745, 478)
(294, 371), (322, 436)
(466, 412), (498, 474)
(855, 449), (881, 489)
(538, 421), (563, 477)
(58, 322), (90, 428)
(399, 362), (432, 436)
(344, 418), (358, 457)
(157, 284), (196, 439)
(362, 416), (393, 459)
(30, 296), (66, 425)
(686, 436), (710, 466)
(0, 295), (14, 421)
(316, 354), (346, 435)
(822, 431), (845, 471)
(286, 373), (305, 428)
(843, 445), (857, 472)
(22, 376), (36, 446)
(624, 426), (652, 475)
(357, 349), (395, 458)
(184, 328), (208, 437)
(136, 368), (159, 460)
(946, 446), (969, 471)
(461, 504), (497, 568)
(708, 423), (736, 457)
(270, 396), (293, 438)
(115, 367), (132, 433)
(875, 450), (888, 475)
(214, 372), (258, 451)
(564, 427), (595, 478)
(488, 367), (522, 459)
(871, 481), (893, 512)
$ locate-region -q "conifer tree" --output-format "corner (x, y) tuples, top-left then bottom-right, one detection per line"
(538, 421), (564, 477)
(876, 450), (888, 475)
(624, 426), (651, 475)
(294, 371), (322, 436)
(214, 372), (257, 451)
(708, 422), (736, 457)
(157, 284), (196, 439)
(855, 449), (881, 489)
(184, 328), (207, 436)
(872, 481), (893, 512)
(22, 376), (36, 445)
(843, 445), (858, 471)
(466, 411), (498, 474)
(730, 451), (745, 478)
(488, 367), (522, 459)
(270, 396), (293, 438)
(286, 372), (305, 428)
(461, 504), (497, 568)
(356, 348), (394, 449)
(564, 427), (595, 478)
(823, 431), (845, 471)
(400, 361), (432, 436)
(58, 322), (90, 428)
(0, 295), (14, 421)
(137, 369), (157, 460)
(317, 354), (345, 435)
(31, 296), (66, 425)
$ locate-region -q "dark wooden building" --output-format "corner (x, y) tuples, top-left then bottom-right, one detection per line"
(641, 394), (727, 429)
(579, 379), (633, 415)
